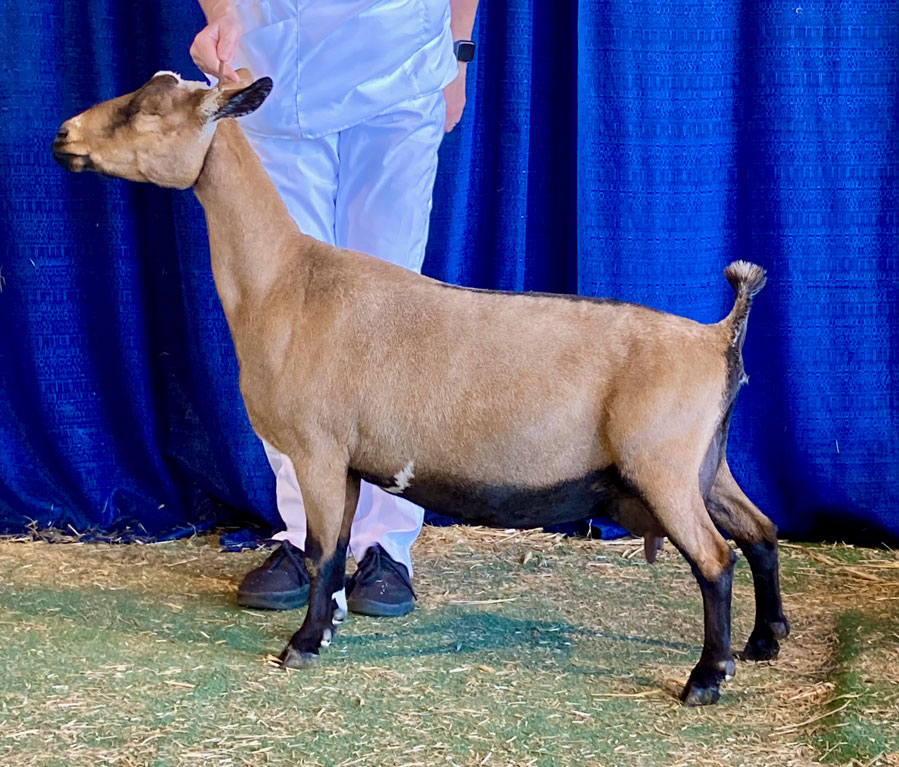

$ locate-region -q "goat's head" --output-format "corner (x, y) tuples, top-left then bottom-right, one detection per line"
(52, 69), (272, 189)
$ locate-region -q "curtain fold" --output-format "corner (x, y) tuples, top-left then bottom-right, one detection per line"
(1, 0), (896, 542)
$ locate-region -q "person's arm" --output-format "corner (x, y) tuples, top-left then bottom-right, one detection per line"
(190, 0), (243, 82)
(443, 0), (480, 132)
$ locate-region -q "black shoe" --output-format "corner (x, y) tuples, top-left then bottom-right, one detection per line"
(346, 544), (416, 617)
(236, 540), (310, 610)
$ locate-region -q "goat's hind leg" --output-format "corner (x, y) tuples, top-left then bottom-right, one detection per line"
(631, 470), (736, 706)
(280, 469), (360, 669)
(672, 508), (737, 706)
(706, 460), (789, 662)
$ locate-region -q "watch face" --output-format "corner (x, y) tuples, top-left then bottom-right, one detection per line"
(454, 40), (475, 63)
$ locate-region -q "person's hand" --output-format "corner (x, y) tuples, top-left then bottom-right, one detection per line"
(190, 2), (243, 83)
(443, 62), (467, 132)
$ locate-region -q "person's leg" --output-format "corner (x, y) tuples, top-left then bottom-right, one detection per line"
(334, 91), (446, 612)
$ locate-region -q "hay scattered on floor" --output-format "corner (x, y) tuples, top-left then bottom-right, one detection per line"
(1, 526), (897, 767)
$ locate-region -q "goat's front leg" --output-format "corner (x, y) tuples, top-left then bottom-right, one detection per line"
(279, 467), (360, 669)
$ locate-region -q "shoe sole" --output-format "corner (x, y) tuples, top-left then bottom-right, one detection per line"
(237, 585), (310, 611)
(347, 597), (414, 618)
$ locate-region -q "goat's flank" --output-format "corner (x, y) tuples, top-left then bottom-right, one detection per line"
(52, 70), (789, 706)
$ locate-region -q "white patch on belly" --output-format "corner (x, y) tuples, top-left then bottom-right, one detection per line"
(385, 461), (415, 495)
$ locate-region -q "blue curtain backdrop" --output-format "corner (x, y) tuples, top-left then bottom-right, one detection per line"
(1, 1), (896, 543)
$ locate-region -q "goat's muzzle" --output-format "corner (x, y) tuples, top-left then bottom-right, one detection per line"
(51, 140), (91, 172)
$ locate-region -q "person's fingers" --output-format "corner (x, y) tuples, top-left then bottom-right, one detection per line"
(444, 102), (464, 132)
(220, 63), (240, 82)
(442, 74), (466, 132)
(216, 19), (243, 69)
(190, 29), (221, 77)
(191, 22), (243, 83)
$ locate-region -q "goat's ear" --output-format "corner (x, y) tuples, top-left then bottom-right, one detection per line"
(212, 77), (273, 121)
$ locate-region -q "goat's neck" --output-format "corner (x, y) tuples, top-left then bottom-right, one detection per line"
(193, 118), (305, 319)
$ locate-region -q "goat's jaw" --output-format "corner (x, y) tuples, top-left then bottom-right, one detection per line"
(51, 147), (91, 173)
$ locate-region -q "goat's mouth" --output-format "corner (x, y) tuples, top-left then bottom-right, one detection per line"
(51, 143), (92, 172)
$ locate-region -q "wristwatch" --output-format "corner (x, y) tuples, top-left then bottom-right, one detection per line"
(453, 40), (476, 63)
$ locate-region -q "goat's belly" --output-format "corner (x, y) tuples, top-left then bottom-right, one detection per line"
(355, 467), (633, 529)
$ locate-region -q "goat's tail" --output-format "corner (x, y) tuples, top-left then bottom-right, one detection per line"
(721, 261), (766, 350)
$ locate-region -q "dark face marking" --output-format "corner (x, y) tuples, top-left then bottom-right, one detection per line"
(104, 75), (179, 137)
(357, 466), (645, 531)
(104, 96), (141, 136)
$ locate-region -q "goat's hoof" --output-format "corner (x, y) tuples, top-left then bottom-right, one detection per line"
(279, 646), (319, 670)
(681, 683), (720, 707)
(680, 663), (730, 707)
(770, 618), (790, 640)
(739, 629), (780, 662)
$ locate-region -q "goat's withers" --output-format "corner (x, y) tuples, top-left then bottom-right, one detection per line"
(53, 70), (788, 706)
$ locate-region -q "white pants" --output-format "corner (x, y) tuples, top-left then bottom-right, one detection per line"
(242, 91), (447, 575)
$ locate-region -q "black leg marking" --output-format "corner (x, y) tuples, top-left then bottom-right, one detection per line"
(280, 535), (348, 669)
(704, 460), (789, 664)
(737, 539), (789, 662)
(681, 551), (737, 706)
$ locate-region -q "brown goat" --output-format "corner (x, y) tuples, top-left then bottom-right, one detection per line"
(52, 70), (788, 705)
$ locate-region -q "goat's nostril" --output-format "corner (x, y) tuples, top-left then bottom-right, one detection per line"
(55, 128), (69, 140)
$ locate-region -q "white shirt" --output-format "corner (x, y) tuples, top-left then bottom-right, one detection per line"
(234, 0), (458, 138)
